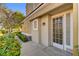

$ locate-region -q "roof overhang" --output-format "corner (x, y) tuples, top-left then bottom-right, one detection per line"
(23, 3), (72, 22)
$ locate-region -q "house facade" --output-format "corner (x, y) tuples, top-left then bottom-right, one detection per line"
(22, 3), (79, 55)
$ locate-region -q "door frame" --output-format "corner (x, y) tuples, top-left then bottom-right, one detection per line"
(51, 10), (73, 51)
(51, 13), (64, 50)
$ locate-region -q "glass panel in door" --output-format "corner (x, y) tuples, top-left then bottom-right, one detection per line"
(53, 16), (63, 45)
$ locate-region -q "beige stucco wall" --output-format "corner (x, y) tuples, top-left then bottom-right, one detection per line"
(26, 3), (41, 16)
(31, 15), (49, 46)
(78, 4), (79, 55)
(73, 4), (78, 55)
(30, 3), (73, 47)
(40, 15), (49, 46)
(25, 3), (65, 21)
(26, 3), (34, 15)
(31, 19), (40, 44)
(21, 20), (31, 34)
(22, 3), (79, 55)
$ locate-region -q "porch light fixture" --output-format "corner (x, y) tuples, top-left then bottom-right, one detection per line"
(42, 22), (46, 26)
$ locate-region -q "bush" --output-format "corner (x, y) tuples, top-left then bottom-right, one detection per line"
(16, 32), (27, 42)
(0, 33), (21, 56)
(0, 30), (6, 34)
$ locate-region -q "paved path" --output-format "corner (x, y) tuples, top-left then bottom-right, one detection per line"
(21, 41), (72, 56)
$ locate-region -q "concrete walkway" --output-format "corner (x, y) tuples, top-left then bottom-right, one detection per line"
(21, 41), (72, 56)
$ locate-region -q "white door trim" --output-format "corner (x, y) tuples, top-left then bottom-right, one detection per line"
(63, 14), (66, 50)
(52, 15), (64, 49)
(70, 12), (73, 49)
(65, 12), (73, 50)
(51, 10), (73, 51)
(53, 42), (63, 49)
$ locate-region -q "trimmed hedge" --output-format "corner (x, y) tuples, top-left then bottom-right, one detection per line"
(0, 33), (21, 56)
(16, 32), (27, 42)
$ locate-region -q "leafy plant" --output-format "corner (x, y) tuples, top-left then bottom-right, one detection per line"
(0, 30), (6, 34)
(0, 8), (25, 33)
(0, 33), (21, 56)
(74, 45), (79, 55)
(16, 32), (27, 42)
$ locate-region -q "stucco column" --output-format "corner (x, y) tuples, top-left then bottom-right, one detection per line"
(73, 3), (78, 56)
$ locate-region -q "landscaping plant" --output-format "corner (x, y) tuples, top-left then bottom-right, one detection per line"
(0, 30), (7, 34)
(0, 33), (21, 56)
(16, 32), (27, 42)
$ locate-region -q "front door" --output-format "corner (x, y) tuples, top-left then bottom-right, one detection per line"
(53, 16), (63, 49)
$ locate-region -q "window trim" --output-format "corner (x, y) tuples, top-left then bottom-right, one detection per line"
(33, 19), (38, 30)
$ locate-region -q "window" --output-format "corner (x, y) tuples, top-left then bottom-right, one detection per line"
(33, 19), (38, 30)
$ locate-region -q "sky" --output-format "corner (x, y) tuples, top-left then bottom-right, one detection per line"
(5, 3), (26, 16)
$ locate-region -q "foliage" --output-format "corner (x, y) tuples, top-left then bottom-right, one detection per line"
(0, 30), (6, 34)
(0, 33), (21, 56)
(12, 11), (25, 23)
(0, 8), (14, 33)
(74, 45), (79, 55)
(16, 32), (27, 42)
(0, 8), (25, 33)
(10, 11), (25, 29)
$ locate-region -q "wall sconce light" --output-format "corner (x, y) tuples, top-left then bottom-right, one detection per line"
(42, 22), (46, 26)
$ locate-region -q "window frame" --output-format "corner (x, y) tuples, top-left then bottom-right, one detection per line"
(33, 19), (38, 30)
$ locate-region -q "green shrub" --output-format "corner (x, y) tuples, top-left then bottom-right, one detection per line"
(16, 32), (26, 42)
(0, 33), (21, 56)
(0, 30), (6, 34)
